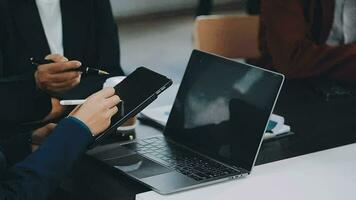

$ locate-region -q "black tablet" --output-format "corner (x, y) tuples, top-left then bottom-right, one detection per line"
(92, 67), (173, 146)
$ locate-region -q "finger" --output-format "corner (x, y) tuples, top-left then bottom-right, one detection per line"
(49, 80), (80, 91)
(45, 54), (68, 62)
(47, 79), (80, 92)
(105, 95), (121, 109)
(48, 75), (81, 87)
(43, 123), (57, 136)
(31, 145), (39, 152)
(93, 87), (116, 99)
(49, 71), (81, 83)
(46, 123), (57, 130)
(40, 61), (82, 74)
(48, 82), (79, 93)
(108, 106), (119, 117)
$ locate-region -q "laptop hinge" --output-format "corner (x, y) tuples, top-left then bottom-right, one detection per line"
(232, 166), (250, 174)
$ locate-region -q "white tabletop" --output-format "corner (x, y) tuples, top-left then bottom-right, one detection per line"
(136, 143), (356, 200)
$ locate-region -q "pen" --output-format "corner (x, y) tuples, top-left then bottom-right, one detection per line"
(60, 99), (87, 105)
(30, 57), (110, 76)
(60, 99), (123, 107)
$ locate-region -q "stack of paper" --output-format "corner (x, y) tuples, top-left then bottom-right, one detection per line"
(264, 114), (291, 140)
(140, 105), (172, 127)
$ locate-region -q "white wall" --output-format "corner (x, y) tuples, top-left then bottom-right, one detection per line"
(110, 0), (239, 18)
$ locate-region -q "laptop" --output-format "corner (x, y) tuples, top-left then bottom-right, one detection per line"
(96, 50), (284, 194)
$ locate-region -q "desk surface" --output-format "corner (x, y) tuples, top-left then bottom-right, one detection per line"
(136, 143), (356, 200)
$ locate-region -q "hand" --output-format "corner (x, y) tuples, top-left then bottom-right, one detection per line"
(69, 88), (120, 136)
(34, 54), (82, 93)
(42, 98), (67, 122)
(31, 123), (57, 152)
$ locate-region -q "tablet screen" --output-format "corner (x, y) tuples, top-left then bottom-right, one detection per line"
(93, 67), (172, 145)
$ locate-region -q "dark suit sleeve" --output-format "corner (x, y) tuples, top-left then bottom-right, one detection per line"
(94, 0), (125, 76)
(0, 0), (52, 123)
(0, 75), (52, 124)
(0, 39), (52, 124)
(0, 132), (32, 167)
(0, 117), (93, 200)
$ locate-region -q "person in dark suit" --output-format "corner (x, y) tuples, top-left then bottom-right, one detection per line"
(0, 0), (124, 131)
(0, 0), (124, 77)
(0, 53), (83, 138)
(0, 87), (120, 200)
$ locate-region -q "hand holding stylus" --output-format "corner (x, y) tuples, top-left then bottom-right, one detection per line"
(33, 54), (83, 93)
(69, 88), (121, 136)
(31, 57), (110, 76)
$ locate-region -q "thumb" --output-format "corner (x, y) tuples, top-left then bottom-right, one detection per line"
(45, 54), (68, 63)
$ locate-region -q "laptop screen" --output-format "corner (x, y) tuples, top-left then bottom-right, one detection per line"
(164, 50), (284, 172)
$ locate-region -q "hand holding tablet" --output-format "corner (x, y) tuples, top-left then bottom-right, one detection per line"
(92, 67), (172, 146)
(60, 67), (172, 147)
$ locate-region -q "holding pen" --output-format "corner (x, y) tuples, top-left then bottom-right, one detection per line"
(30, 57), (110, 76)
(32, 54), (85, 93)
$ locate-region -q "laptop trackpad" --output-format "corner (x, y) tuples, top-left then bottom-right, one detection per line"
(104, 154), (173, 179)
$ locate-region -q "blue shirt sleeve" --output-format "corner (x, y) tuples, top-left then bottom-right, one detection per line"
(0, 117), (93, 200)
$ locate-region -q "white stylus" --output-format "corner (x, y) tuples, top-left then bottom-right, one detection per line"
(60, 99), (86, 106)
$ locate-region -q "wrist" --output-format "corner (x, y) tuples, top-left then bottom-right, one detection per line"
(67, 116), (94, 137)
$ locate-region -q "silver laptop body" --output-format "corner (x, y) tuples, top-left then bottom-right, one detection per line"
(95, 50), (284, 194)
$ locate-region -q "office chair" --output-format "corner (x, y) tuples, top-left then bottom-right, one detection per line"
(194, 15), (261, 59)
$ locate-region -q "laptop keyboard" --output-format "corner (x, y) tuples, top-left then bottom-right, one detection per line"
(128, 137), (240, 181)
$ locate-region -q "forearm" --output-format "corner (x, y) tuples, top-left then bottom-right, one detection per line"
(0, 117), (93, 200)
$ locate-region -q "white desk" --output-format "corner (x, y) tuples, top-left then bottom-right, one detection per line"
(136, 143), (356, 200)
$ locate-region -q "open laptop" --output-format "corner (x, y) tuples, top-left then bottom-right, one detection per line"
(97, 50), (284, 194)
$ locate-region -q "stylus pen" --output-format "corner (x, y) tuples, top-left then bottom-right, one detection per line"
(60, 99), (86, 106)
(60, 99), (124, 107)
(30, 58), (110, 76)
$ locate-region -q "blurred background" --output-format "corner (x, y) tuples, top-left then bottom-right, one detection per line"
(110, 0), (247, 83)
